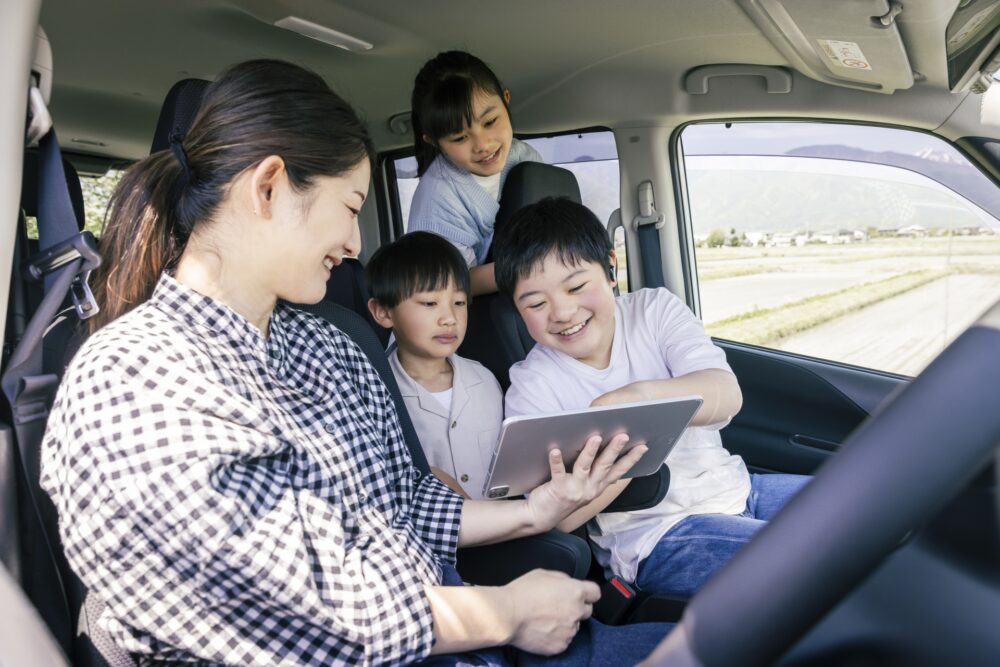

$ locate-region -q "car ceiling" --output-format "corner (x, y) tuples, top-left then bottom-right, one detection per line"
(39, 0), (974, 162)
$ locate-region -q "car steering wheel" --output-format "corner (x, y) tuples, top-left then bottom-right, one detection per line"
(641, 299), (1000, 666)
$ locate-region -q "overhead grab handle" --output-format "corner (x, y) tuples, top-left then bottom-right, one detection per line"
(685, 64), (793, 95)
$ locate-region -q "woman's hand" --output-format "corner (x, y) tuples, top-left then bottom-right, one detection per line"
(526, 434), (647, 531)
(503, 570), (601, 655)
(427, 569), (600, 656)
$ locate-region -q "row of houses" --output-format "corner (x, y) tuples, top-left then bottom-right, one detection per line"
(695, 224), (998, 247)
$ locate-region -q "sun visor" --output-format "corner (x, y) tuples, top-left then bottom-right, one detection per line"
(737, 0), (913, 94)
(946, 1), (1000, 93)
(980, 80), (1000, 127)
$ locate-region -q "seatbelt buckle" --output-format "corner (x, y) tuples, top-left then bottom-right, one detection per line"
(24, 231), (102, 321)
(593, 576), (637, 625)
(24, 231), (101, 281)
(69, 272), (100, 320)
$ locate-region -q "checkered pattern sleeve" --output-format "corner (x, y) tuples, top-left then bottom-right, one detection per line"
(39, 282), (454, 666)
(410, 474), (465, 565)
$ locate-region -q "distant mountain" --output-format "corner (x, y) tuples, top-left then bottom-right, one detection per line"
(785, 145), (1000, 218)
(686, 150), (999, 235)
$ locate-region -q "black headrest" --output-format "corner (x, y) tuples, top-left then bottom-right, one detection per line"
(495, 161), (582, 229)
(150, 78), (210, 154)
(20, 152), (85, 230)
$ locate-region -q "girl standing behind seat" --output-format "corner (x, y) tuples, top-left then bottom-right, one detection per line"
(408, 50), (542, 296)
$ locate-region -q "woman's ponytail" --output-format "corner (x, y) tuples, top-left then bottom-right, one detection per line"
(89, 150), (188, 332)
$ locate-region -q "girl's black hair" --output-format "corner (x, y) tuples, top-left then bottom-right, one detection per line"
(410, 51), (509, 175)
(366, 231), (471, 307)
(92, 59), (373, 331)
(493, 197), (613, 298)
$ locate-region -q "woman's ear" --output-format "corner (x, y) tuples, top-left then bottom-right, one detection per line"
(367, 298), (394, 330)
(249, 155), (287, 219)
(503, 89), (511, 105)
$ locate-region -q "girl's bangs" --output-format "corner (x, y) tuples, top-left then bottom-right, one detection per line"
(422, 75), (477, 141)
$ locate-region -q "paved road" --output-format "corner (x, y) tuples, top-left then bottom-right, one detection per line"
(771, 274), (1000, 376)
(699, 267), (895, 322)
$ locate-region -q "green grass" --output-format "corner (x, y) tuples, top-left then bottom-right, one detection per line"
(706, 269), (950, 346)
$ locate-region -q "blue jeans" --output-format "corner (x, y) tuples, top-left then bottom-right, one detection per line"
(635, 473), (811, 597)
(417, 566), (671, 666)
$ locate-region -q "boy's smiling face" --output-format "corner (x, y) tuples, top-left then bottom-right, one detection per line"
(513, 252), (617, 369)
(377, 279), (468, 361)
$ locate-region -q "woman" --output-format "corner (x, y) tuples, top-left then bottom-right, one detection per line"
(40, 60), (665, 665)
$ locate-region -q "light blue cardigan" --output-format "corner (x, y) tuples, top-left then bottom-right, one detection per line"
(407, 139), (543, 265)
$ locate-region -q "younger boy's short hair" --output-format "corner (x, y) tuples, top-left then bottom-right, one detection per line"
(365, 231), (471, 307)
(493, 197), (613, 298)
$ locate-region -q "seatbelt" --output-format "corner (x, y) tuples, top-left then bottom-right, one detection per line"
(633, 180), (666, 288)
(0, 76), (102, 656)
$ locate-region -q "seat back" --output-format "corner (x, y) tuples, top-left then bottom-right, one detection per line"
(323, 258), (390, 347)
(458, 162), (582, 388)
(148, 78), (210, 154)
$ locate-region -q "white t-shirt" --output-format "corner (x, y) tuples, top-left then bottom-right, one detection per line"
(506, 288), (751, 581)
(471, 171), (503, 200)
(431, 387), (453, 411)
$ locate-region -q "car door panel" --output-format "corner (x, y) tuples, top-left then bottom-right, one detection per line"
(718, 342), (907, 474)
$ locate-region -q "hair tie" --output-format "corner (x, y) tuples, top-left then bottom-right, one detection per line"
(168, 129), (193, 187)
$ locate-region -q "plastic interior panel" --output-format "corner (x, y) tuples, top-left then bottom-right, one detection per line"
(719, 342), (904, 474)
(0, 426), (19, 578)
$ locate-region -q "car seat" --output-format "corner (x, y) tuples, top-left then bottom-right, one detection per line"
(456, 161), (582, 388)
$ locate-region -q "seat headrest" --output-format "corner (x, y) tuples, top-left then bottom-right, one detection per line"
(495, 161), (582, 229)
(150, 78), (210, 154)
(20, 152), (85, 230)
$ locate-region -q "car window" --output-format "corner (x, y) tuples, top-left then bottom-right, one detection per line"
(24, 167), (124, 239)
(389, 129), (628, 292)
(678, 121), (1000, 377)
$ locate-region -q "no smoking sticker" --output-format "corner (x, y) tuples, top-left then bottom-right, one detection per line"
(818, 40), (872, 71)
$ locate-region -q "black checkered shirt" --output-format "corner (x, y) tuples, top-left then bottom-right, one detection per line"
(40, 274), (465, 665)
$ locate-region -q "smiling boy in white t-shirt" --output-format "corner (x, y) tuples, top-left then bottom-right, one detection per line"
(494, 197), (810, 596)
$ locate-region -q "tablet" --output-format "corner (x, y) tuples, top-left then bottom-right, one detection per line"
(482, 395), (703, 499)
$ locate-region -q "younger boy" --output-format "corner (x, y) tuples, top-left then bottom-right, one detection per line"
(366, 231), (504, 499)
(493, 197), (810, 597)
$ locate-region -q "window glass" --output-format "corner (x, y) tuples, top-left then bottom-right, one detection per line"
(680, 121), (1000, 376)
(25, 167), (124, 239)
(390, 130), (626, 290)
